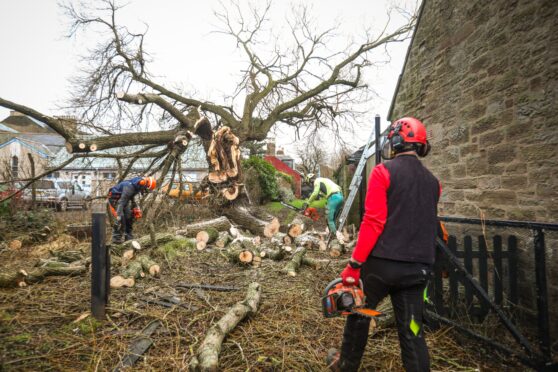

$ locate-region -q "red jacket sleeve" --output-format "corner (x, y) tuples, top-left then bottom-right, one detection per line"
(352, 164), (390, 263)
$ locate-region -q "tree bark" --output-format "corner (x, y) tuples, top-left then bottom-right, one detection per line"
(294, 233), (326, 251)
(282, 247), (306, 276)
(224, 206), (279, 238)
(214, 231), (231, 249)
(176, 217), (232, 237)
(189, 282), (261, 372)
(329, 239), (345, 258)
(0, 266), (88, 288)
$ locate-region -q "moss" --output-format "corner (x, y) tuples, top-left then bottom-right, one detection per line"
(77, 318), (102, 335)
(156, 238), (195, 261)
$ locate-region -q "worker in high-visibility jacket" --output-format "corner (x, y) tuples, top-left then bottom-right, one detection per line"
(107, 176), (156, 243)
(302, 174), (344, 241)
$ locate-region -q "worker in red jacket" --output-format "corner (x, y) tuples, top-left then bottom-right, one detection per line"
(328, 117), (441, 372)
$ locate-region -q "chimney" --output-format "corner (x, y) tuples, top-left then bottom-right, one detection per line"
(266, 141), (276, 156)
(276, 147), (285, 156)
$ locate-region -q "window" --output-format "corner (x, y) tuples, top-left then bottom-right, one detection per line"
(11, 156), (18, 179)
(54, 172), (60, 178)
(103, 172), (115, 180)
(35, 180), (55, 189)
(82, 175), (86, 179)
(74, 176), (78, 180)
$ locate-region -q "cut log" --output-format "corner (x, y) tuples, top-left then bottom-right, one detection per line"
(112, 233), (175, 255)
(176, 217), (232, 237)
(260, 248), (285, 261)
(136, 255), (161, 277)
(301, 257), (330, 270)
(3, 266), (86, 287)
(196, 241), (207, 251)
(224, 206), (279, 238)
(0, 269), (28, 287)
(272, 232), (292, 246)
(215, 231), (231, 249)
(287, 216), (305, 238)
(329, 239), (345, 258)
(111, 259), (146, 288)
(36, 259), (70, 268)
(49, 250), (84, 263)
(282, 247), (306, 277)
(294, 233), (325, 251)
(196, 228), (219, 245)
(189, 282), (261, 372)
(122, 249), (135, 266)
(225, 242), (254, 265)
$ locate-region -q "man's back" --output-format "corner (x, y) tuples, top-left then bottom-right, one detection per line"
(372, 155), (440, 264)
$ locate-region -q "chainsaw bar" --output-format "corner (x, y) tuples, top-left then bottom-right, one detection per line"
(350, 308), (385, 318)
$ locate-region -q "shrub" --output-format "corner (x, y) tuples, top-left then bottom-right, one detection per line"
(242, 157), (279, 203)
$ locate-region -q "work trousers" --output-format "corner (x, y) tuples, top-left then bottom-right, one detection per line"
(326, 193), (344, 233)
(340, 256), (431, 372)
(108, 198), (134, 243)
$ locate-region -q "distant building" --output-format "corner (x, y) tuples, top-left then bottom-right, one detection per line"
(263, 143), (301, 197)
(0, 111), (208, 193)
(0, 111), (64, 180)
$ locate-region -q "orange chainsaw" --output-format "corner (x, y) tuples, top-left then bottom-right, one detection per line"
(279, 201), (320, 221)
(322, 278), (384, 319)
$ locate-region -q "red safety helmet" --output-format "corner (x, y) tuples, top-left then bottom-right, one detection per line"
(139, 176), (157, 191)
(388, 117), (430, 157)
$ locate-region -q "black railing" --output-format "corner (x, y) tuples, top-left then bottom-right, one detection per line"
(430, 216), (558, 370)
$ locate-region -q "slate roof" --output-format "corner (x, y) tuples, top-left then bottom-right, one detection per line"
(0, 113), (55, 134)
(0, 135), (55, 158)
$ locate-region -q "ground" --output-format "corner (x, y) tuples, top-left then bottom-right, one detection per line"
(0, 206), (518, 371)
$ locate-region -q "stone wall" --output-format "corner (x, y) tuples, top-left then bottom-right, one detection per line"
(389, 0), (558, 341)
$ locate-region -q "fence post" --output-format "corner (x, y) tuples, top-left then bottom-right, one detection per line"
(91, 200), (109, 320)
(533, 228), (551, 361)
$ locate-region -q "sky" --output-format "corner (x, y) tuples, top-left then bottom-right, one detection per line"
(0, 0), (418, 156)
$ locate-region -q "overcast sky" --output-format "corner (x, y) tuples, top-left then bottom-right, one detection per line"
(0, 0), (418, 155)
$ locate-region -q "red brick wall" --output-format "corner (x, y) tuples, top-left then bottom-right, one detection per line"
(263, 155), (301, 197)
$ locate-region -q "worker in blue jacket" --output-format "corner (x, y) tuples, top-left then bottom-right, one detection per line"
(108, 176), (156, 243)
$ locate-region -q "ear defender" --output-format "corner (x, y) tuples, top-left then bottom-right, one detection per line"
(139, 179), (147, 186)
(418, 140), (431, 157)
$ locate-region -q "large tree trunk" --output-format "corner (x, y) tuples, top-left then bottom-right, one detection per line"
(176, 217), (232, 237)
(189, 282), (262, 372)
(223, 206), (280, 238)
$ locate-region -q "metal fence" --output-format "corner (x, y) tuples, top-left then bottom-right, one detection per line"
(426, 216), (557, 370)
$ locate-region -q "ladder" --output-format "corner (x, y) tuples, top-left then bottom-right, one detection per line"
(335, 115), (383, 235)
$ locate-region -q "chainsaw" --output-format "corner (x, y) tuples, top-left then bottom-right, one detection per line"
(322, 278), (384, 319)
(279, 201), (320, 221)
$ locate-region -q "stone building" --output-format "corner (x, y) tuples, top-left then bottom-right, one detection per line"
(388, 0), (557, 340)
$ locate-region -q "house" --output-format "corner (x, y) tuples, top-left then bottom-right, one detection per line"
(0, 112), (208, 194)
(0, 111), (64, 180)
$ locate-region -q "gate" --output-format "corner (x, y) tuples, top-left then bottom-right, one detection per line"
(427, 216), (557, 370)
